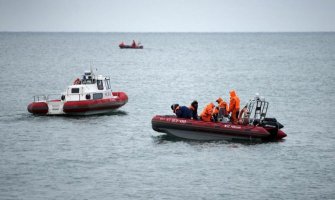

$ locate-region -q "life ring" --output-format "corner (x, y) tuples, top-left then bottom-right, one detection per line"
(73, 78), (81, 85)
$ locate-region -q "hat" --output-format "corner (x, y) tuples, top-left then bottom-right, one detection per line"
(191, 100), (198, 105)
(191, 100), (198, 108)
(171, 104), (179, 110)
(216, 97), (223, 103)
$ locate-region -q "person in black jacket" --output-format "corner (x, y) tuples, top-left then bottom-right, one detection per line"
(189, 100), (198, 120)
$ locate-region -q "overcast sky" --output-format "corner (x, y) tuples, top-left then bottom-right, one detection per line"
(0, 0), (334, 32)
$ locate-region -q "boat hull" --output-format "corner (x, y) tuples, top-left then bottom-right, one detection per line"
(152, 115), (286, 142)
(27, 102), (48, 115)
(27, 92), (128, 115)
(119, 45), (143, 49)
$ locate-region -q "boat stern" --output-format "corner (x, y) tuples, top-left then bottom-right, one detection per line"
(276, 129), (287, 140)
(27, 102), (48, 115)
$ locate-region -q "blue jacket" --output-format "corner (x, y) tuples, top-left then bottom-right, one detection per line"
(175, 106), (192, 119)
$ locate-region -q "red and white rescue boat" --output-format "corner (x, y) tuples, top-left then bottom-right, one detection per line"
(27, 70), (128, 115)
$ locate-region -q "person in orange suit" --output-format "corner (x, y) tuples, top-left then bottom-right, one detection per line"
(213, 97), (229, 122)
(229, 90), (240, 124)
(216, 97), (228, 116)
(200, 102), (215, 122)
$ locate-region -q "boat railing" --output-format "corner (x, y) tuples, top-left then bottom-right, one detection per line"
(33, 94), (61, 102)
(65, 93), (82, 101)
(247, 99), (269, 125)
(46, 94), (62, 102)
(33, 95), (47, 102)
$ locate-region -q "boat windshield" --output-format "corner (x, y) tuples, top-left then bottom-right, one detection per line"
(81, 74), (96, 84)
(105, 78), (111, 90)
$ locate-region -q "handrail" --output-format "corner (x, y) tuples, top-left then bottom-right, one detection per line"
(247, 99), (269, 125)
(33, 94), (61, 102)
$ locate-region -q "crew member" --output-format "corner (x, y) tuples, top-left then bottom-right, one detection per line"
(131, 40), (136, 48)
(238, 103), (249, 125)
(73, 78), (81, 85)
(189, 100), (198, 120)
(229, 90), (240, 124)
(200, 102), (215, 122)
(212, 97), (229, 122)
(171, 104), (192, 119)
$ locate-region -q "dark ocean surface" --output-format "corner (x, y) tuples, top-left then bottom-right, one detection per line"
(0, 32), (334, 199)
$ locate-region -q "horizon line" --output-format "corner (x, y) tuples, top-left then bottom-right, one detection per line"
(0, 31), (334, 34)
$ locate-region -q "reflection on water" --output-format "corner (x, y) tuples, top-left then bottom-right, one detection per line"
(151, 133), (281, 146)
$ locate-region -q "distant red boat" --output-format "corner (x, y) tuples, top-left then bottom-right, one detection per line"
(119, 41), (143, 49)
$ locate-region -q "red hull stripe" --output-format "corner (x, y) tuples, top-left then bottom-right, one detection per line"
(63, 101), (127, 113)
(63, 94), (128, 113)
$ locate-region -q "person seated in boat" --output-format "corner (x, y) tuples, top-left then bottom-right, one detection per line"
(73, 78), (81, 85)
(171, 104), (192, 119)
(120, 41), (125, 47)
(212, 106), (219, 122)
(228, 90), (240, 124)
(131, 40), (136, 48)
(213, 97), (229, 122)
(200, 102), (215, 122)
(238, 103), (250, 125)
(188, 100), (198, 120)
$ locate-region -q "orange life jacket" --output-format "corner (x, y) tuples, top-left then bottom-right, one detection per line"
(200, 103), (214, 122)
(229, 90), (240, 112)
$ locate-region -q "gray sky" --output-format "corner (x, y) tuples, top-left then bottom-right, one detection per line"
(0, 0), (334, 32)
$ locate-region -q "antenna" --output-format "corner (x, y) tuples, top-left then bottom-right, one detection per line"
(89, 60), (93, 73)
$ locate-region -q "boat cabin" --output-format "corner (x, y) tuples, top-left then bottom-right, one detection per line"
(62, 70), (113, 101)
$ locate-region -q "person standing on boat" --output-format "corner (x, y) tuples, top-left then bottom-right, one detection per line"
(200, 102), (215, 122)
(171, 104), (192, 119)
(228, 90), (240, 124)
(189, 100), (198, 120)
(131, 40), (136, 48)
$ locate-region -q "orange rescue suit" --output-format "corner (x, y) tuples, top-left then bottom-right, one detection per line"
(214, 97), (229, 115)
(200, 103), (215, 122)
(229, 90), (240, 124)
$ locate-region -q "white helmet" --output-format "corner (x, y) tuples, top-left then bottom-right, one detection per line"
(254, 93), (260, 100)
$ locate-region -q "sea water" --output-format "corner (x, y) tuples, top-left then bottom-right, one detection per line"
(0, 32), (334, 199)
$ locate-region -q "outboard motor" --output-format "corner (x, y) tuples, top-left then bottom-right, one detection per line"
(261, 118), (284, 129)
